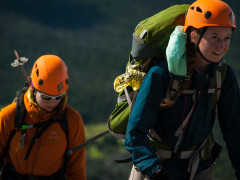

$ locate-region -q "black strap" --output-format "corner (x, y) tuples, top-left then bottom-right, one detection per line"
(23, 112), (68, 160)
(0, 88), (27, 168)
(195, 27), (212, 63)
(24, 120), (54, 160)
(67, 130), (109, 156)
(114, 157), (132, 163)
(58, 110), (69, 171)
(15, 87), (28, 129)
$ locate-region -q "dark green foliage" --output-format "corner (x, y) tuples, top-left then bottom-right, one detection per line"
(0, 0), (239, 123)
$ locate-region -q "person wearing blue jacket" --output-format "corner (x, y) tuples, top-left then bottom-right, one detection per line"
(124, 0), (239, 180)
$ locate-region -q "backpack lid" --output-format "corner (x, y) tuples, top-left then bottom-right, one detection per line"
(131, 4), (190, 59)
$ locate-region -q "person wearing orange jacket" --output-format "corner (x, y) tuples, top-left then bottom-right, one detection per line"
(0, 55), (86, 180)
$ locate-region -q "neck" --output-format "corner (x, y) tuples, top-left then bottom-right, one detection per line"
(193, 52), (211, 74)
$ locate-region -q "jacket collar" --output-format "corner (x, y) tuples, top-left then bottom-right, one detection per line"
(23, 87), (67, 123)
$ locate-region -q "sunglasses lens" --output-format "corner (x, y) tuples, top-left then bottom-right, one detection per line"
(37, 90), (65, 101)
(55, 94), (64, 100)
(40, 94), (52, 101)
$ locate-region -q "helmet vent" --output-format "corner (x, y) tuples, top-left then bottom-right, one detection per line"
(190, 6), (194, 10)
(196, 7), (202, 13)
(204, 11), (212, 19)
(38, 79), (43, 85)
(229, 12), (235, 24)
(36, 69), (39, 77)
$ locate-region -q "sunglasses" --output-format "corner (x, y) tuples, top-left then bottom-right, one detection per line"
(36, 90), (65, 101)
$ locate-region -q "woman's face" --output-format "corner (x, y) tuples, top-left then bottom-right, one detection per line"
(192, 26), (232, 63)
(35, 91), (62, 112)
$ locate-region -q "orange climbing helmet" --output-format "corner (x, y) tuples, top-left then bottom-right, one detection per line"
(31, 55), (69, 95)
(184, 0), (236, 32)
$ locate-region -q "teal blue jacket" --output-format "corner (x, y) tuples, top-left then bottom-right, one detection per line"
(124, 59), (240, 179)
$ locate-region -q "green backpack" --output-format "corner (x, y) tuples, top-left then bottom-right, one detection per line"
(108, 4), (190, 138)
(65, 4), (227, 155)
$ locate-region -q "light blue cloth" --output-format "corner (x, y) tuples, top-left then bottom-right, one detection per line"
(166, 26), (187, 76)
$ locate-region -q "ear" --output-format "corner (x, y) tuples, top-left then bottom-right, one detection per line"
(190, 31), (198, 44)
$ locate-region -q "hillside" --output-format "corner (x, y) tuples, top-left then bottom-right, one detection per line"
(1, 0), (240, 124)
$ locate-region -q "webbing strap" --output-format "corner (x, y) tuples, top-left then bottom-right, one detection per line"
(182, 90), (196, 94)
(188, 152), (200, 180)
(216, 70), (221, 102)
(67, 130), (110, 156)
(124, 88), (132, 107)
(172, 79), (179, 90)
(173, 87), (219, 95)
(166, 80), (179, 98)
(24, 121), (53, 160)
(114, 157), (132, 164)
(174, 93), (197, 137)
(59, 111), (69, 172)
(117, 91), (135, 103)
(139, 58), (152, 70)
(157, 149), (195, 159)
(187, 137), (208, 180)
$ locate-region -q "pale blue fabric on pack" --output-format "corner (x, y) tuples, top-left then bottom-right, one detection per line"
(166, 25), (187, 77)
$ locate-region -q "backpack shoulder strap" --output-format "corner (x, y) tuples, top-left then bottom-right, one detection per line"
(58, 110), (68, 149)
(15, 88), (28, 129)
(58, 110), (69, 171)
(164, 60), (227, 111)
(59, 110), (68, 139)
(161, 78), (192, 109)
(0, 89), (27, 168)
(211, 60), (227, 110)
(24, 111), (68, 161)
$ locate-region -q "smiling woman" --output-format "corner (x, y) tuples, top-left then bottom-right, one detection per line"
(199, 27), (232, 61)
(191, 26), (232, 74)
(124, 0), (240, 180)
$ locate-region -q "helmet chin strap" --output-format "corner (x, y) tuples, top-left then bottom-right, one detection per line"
(194, 27), (213, 63)
(196, 48), (212, 63)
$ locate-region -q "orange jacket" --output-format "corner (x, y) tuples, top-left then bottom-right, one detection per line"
(0, 89), (86, 180)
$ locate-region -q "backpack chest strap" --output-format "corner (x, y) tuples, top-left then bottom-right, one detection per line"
(157, 149), (195, 159)
(169, 76), (222, 96)
(24, 119), (58, 160)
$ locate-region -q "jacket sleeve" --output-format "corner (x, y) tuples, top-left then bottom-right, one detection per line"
(124, 62), (169, 178)
(217, 65), (240, 179)
(66, 106), (86, 180)
(0, 103), (16, 158)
